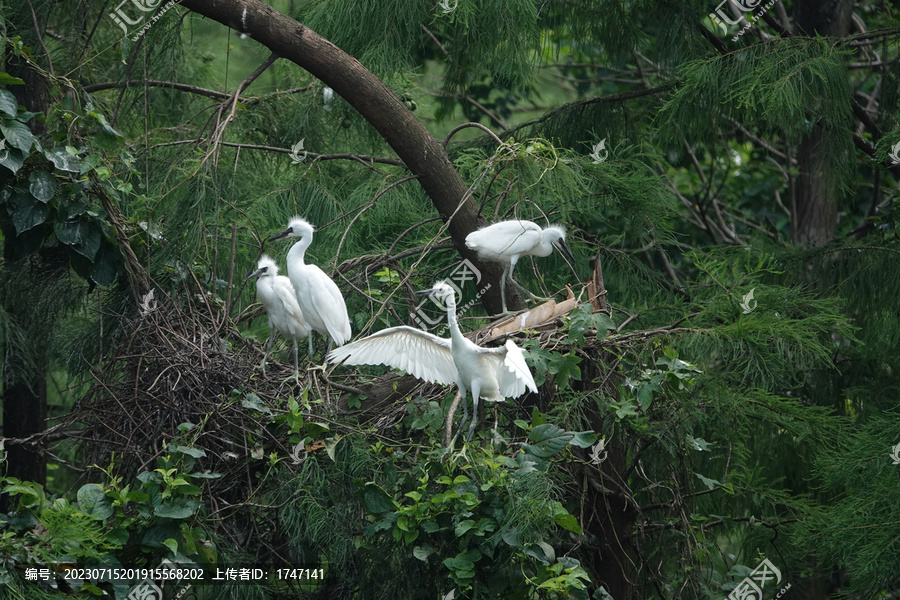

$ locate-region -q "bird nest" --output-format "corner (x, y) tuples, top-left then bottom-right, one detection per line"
(74, 291), (296, 486)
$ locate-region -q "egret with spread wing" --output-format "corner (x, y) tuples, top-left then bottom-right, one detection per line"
(271, 217), (351, 359)
(328, 281), (537, 441)
(465, 220), (575, 313)
(246, 255), (309, 383)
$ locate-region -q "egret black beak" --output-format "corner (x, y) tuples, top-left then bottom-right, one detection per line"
(414, 288), (435, 296)
(245, 267), (266, 281)
(269, 228), (292, 242)
(555, 239), (576, 263)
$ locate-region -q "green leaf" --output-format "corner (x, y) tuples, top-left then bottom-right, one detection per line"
(455, 520), (476, 536)
(0, 146), (25, 173)
(413, 545), (434, 562)
(0, 74), (26, 88)
(28, 171), (55, 202)
(569, 431), (598, 448)
(0, 89), (18, 117)
(323, 435), (343, 461)
(12, 190), (49, 233)
(76, 484), (114, 520)
(695, 473), (721, 491)
(525, 423), (572, 458)
(54, 219), (102, 260)
(89, 242), (120, 286)
(553, 512), (583, 535)
(242, 393), (271, 415)
(45, 147), (81, 172)
(362, 482), (396, 514)
(153, 498), (201, 519)
(171, 445), (206, 459)
(548, 352), (582, 388)
(0, 118), (33, 151)
(161, 539), (178, 556)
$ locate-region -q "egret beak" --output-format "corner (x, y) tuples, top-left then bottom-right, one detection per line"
(269, 228), (292, 242)
(555, 239), (576, 263)
(414, 288), (435, 296)
(245, 267), (266, 281)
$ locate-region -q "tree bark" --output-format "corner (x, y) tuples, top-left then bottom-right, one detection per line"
(791, 0), (852, 245)
(179, 0), (522, 314)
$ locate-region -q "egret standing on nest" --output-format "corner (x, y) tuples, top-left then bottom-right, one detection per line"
(328, 281), (537, 442)
(246, 255), (309, 383)
(271, 217), (351, 359)
(465, 220), (576, 313)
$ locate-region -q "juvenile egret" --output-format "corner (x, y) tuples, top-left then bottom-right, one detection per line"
(246, 255), (309, 383)
(465, 220), (576, 313)
(271, 217), (351, 358)
(328, 281), (537, 441)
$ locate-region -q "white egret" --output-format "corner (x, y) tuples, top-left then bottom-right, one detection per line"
(465, 220), (576, 313)
(327, 281), (537, 441)
(271, 217), (351, 358)
(246, 255), (309, 383)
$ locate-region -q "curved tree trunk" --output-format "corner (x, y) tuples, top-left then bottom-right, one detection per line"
(180, 0), (522, 314)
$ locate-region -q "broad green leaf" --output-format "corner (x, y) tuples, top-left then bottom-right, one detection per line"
(413, 545), (434, 562)
(0, 146), (25, 173)
(553, 512), (583, 535)
(161, 539), (178, 556)
(90, 242), (120, 286)
(569, 431), (598, 448)
(323, 435), (342, 461)
(242, 393), (271, 415)
(28, 171), (55, 202)
(153, 498), (201, 519)
(45, 147), (81, 172)
(171, 444), (206, 458)
(0, 74), (26, 87)
(76, 484), (114, 520)
(12, 191), (49, 234)
(362, 482), (396, 514)
(695, 473), (721, 491)
(0, 119), (33, 151)
(0, 88), (17, 116)
(526, 423), (571, 457)
(54, 219), (101, 260)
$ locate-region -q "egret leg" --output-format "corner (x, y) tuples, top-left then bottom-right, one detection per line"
(292, 339), (300, 385)
(500, 264), (510, 314)
(259, 331), (276, 375)
(454, 388), (470, 442)
(508, 262), (550, 302)
(465, 384), (481, 442)
(326, 336), (333, 354)
(307, 332), (315, 359)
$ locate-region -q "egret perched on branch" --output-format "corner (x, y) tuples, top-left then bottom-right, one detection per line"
(327, 281), (537, 441)
(246, 255), (309, 383)
(465, 220), (576, 313)
(271, 217), (351, 358)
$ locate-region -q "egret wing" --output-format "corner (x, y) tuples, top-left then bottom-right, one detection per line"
(271, 276), (308, 338)
(327, 326), (457, 385)
(498, 340), (538, 398)
(466, 220), (542, 260)
(306, 266), (352, 345)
